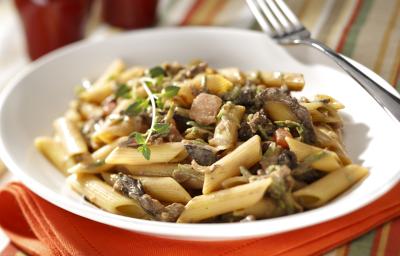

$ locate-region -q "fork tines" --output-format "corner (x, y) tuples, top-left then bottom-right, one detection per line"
(246, 0), (304, 38)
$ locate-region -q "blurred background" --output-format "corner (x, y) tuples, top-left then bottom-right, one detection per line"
(0, 0), (399, 92)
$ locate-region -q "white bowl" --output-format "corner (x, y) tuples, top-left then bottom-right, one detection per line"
(0, 28), (399, 241)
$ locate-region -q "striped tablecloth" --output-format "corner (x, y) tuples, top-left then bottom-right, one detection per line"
(0, 0), (399, 255)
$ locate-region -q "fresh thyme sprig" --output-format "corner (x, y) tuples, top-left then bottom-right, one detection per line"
(129, 77), (171, 160)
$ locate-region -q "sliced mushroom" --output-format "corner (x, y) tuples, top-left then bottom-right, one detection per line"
(257, 88), (317, 144)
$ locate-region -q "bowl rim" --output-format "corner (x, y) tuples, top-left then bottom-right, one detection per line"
(0, 27), (399, 241)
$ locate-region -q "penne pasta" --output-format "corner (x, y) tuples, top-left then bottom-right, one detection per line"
(293, 164), (368, 208)
(315, 126), (352, 165)
(106, 143), (187, 165)
(102, 173), (191, 204)
(92, 117), (141, 144)
(67, 137), (125, 174)
(54, 117), (88, 156)
(177, 178), (271, 223)
(120, 163), (178, 177)
(118, 66), (145, 83)
(221, 176), (249, 189)
(259, 71), (305, 91)
(35, 136), (74, 174)
(79, 59), (125, 103)
(203, 135), (262, 194)
(36, 61), (368, 223)
(233, 198), (285, 219)
(264, 101), (297, 121)
(68, 173), (150, 218)
(286, 137), (342, 172)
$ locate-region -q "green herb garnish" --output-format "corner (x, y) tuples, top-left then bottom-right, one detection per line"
(156, 85), (180, 109)
(127, 78), (171, 160)
(115, 84), (131, 99)
(153, 123), (170, 135)
(123, 98), (149, 117)
(149, 66), (165, 78)
(163, 85), (180, 98)
(130, 132), (150, 160)
(138, 145), (151, 160)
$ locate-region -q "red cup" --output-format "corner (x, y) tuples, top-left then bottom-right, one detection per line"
(14, 0), (92, 60)
(102, 0), (158, 29)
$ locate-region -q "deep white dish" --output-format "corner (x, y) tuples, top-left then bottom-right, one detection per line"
(0, 27), (399, 241)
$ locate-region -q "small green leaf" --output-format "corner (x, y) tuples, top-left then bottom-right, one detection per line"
(115, 84), (131, 99)
(153, 123), (170, 135)
(138, 144), (151, 160)
(155, 75), (164, 87)
(149, 66), (165, 78)
(163, 85), (180, 98)
(131, 132), (146, 144)
(124, 99), (148, 116)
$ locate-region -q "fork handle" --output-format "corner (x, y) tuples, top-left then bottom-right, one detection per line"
(298, 38), (400, 121)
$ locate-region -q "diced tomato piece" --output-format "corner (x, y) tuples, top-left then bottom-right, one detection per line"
(273, 128), (292, 148)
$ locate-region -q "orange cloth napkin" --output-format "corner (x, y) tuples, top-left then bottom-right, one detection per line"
(0, 182), (399, 256)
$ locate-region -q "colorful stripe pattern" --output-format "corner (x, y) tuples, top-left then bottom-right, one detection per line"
(158, 0), (400, 255)
(160, 0), (400, 88)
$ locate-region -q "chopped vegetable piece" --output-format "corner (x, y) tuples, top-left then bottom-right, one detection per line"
(273, 128), (293, 148)
(205, 74), (234, 95)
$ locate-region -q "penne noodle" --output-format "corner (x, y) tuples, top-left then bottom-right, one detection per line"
(293, 164), (368, 208)
(102, 173), (191, 204)
(92, 117), (140, 144)
(203, 135), (262, 194)
(264, 101), (297, 121)
(233, 198), (285, 219)
(106, 143), (187, 165)
(221, 176), (249, 189)
(35, 136), (74, 174)
(286, 137), (342, 172)
(135, 176), (192, 204)
(259, 72), (304, 91)
(282, 73), (305, 91)
(54, 117), (88, 156)
(120, 163), (178, 177)
(67, 137), (125, 174)
(315, 126), (351, 165)
(301, 102), (342, 124)
(217, 68), (244, 84)
(259, 71), (283, 88)
(68, 173), (150, 219)
(118, 66), (145, 83)
(79, 59), (125, 103)
(177, 178), (272, 223)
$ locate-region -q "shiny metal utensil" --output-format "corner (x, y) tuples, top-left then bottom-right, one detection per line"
(247, 0), (400, 121)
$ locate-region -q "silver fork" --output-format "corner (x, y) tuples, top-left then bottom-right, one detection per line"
(247, 0), (400, 121)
